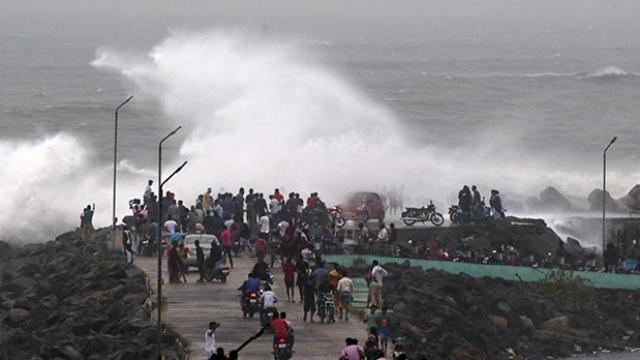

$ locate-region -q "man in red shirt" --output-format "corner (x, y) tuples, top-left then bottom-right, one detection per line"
(220, 225), (234, 268)
(270, 311), (293, 351)
(254, 235), (267, 262)
(273, 188), (284, 202)
(282, 257), (296, 302)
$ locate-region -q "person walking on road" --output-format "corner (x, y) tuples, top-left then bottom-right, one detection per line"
(369, 260), (388, 309)
(205, 321), (220, 359)
(339, 337), (365, 360)
(337, 270), (354, 321)
(195, 239), (206, 282)
(282, 257), (296, 302)
(220, 225), (234, 268)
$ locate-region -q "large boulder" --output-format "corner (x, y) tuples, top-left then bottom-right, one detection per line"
(619, 185), (640, 211)
(539, 187), (579, 212)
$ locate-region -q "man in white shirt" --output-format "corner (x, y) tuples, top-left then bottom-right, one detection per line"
(369, 260), (388, 308)
(144, 179), (153, 203)
(376, 223), (389, 255)
(164, 218), (179, 233)
(259, 214), (271, 235)
(204, 321), (220, 358)
(260, 285), (278, 309)
(300, 245), (313, 265)
(270, 196), (281, 215)
(337, 271), (354, 321)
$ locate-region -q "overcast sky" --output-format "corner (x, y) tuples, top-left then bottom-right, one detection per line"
(3, 0), (639, 20)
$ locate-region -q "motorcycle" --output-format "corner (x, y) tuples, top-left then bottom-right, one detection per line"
(401, 201), (444, 227)
(203, 260), (230, 283)
(261, 306), (278, 327)
(328, 205), (345, 229)
(448, 201), (492, 225)
(316, 291), (336, 324)
(273, 336), (293, 360)
(241, 291), (260, 319)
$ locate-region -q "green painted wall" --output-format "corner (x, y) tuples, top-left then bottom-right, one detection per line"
(323, 255), (640, 290)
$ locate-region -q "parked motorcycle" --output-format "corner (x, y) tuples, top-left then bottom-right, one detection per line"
(203, 260), (230, 283)
(401, 201), (444, 227)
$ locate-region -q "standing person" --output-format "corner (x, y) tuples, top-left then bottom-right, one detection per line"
(177, 244), (188, 283)
(164, 217), (179, 234)
(259, 213), (271, 237)
(255, 234), (267, 262)
(489, 189), (505, 219)
(282, 257), (296, 302)
(80, 204), (95, 241)
(377, 306), (392, 353)
(388, 223), (398, 257)
(256, 193), (268, 218)
(369, 260), (388, 308)
(195, 240), (206, 283)
(234, 188), (245, 220)
(246, 188), (256, 234)
(340, 338), (365, 360)
(123, 225), (134, 265)
(363, 327), (381, 360)
(296, 259), (309, 303)
(204, 321), (220, 359)
(144, 179), (154, 203)
(167, 240), (179, 283)
(376, 223), (389, 256)
(337, 270), (354, 321)
(273, 188), (284, 202)
(363, 306), (379, 343)
(471, 185), (482, 207)
(177, 200), (190, 233)
(458, 185), (472, 218)
(303, 277), (316, 322)
(220, 225), (234, 269)
(203, 187), (214, 209)
(604, 243), (619, 273)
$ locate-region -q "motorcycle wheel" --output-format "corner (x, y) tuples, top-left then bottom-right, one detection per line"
(449, 212), (459, 224)
(249, 310), (255, 319)
(328, 306), (335, 323)
(431, 213), (445, 227)
(203, 269), (214, 282)
(221, 274), (228, 283)
(335, 217), (346, 228)
(402, 219), (416, 226)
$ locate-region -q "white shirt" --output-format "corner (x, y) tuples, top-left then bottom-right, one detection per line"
(301, 248), (313, 263)
(164, 219), (179, 233)
(377, 228), (389, 242)
(337, 277), (354, 293)
(371, 265), (388, 286)
(204, 329), (216, 353)
(224, 219), (234, 231)
(277, 221), (289, 237)
(270, 199), (281, 214)
(260, 290), (278, 308)
(260, 215), (270, 234)
(144, 185), (153, 197)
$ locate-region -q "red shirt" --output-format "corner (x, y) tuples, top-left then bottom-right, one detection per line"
(282, 261), (295, 282)
(255, 237), (267, 252)
(221, 229), (232, 247)
(270, 318), (290, 338)
(274, 192), (283, 202)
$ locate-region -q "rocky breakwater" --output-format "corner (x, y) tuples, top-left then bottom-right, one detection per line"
(382, 263), (640, 359)
(0, 231), (186, 360)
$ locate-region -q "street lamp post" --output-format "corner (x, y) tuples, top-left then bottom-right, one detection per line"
(156, 126), (184, 358)
(602, 136), (617, 252)
(112, 96), (133, 249)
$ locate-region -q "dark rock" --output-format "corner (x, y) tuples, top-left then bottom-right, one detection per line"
(588, 189), (624, 212)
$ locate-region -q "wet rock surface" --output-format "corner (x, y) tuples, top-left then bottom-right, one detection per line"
(379, 263), (640, 360)
(0, 230), (186, 360)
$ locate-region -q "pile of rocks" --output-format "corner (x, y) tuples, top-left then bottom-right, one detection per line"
(382, 263), (640, 359)
(0, 231), (186, 360)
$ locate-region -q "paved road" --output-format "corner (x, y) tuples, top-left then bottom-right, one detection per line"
(136, 254), (364, 360)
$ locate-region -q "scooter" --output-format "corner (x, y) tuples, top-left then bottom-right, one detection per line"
(204, 260), (230, 282)
(401, 201), (444, 227)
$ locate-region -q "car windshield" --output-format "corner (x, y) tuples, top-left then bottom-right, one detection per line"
(185, 235), (215, 246)
(347, 193), (369, 202)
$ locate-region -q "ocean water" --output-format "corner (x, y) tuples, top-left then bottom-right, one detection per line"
(2, 6), (640, 240)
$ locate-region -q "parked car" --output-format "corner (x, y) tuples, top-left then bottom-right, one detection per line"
(340, 191), (386, 222)
(183, 234), (219, 269)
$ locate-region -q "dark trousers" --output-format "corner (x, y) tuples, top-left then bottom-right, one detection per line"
(223, 246), (234, 268)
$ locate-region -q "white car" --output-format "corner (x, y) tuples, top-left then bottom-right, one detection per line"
(183, 234), (219, 269)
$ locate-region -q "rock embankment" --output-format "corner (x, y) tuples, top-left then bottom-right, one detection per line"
(0, 231), (186, 360)
(382, 263), (640, 360)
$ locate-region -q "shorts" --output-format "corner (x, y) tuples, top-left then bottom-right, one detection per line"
(304, 300), (316, 312)
(339, 291), (353, 306)
(285, 279), (294, 288)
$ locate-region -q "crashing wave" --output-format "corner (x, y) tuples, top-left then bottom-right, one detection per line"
(585, 66), (636, 79)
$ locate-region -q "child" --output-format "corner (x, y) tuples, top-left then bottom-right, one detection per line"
(378, 306), (392, 353)
(362, 305), (379, 337)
